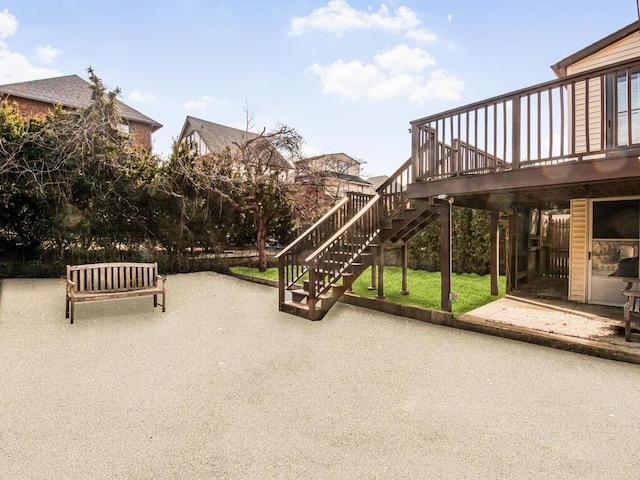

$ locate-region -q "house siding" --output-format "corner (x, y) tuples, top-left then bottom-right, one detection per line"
(567, 30), (640, 75)
(571, 78), (604, 154)
(3, 96), (155, 151)
(569, 198), (588, 303)
(566, 31), (640, 155)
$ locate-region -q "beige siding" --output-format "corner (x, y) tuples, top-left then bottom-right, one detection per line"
(570, 78), (603, 154)
(565, 31), (640, 155)
(567, 31), (640, 75)
(569, 198), (588, 302)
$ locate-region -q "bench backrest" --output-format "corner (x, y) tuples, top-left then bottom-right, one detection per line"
(67, 263), (159, 292)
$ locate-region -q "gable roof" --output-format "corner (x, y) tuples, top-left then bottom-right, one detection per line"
(179, 116), (292, 169)
(551, 21), (639, 77)
(0, 74), (162, 131)
(332, 172), (372, 186)
(294, 152), (372, 186)
(180, 116), (259, 153)
(295, 152), (362, 166)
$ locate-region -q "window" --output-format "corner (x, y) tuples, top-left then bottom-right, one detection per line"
(591, 199), (639, 278)
(611, 69), (640, 147)
(186, 132), (197, 153)
(118, 123), (130, 134)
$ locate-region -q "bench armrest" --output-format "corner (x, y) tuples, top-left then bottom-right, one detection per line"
(66, 279), (76, 293)
(157, 274), (166, 284)
(622, 277), (640, 293)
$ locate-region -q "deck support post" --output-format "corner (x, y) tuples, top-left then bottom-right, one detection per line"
(507, 209), (518, 293)
(438, 198), (452, 312)
(376, 246), (385, 299)
(490, 211), (500, 296)
(278, 257), (285, 310)
(512, 94), (521, 169)
(368, 254), (377, 291)
(400, 241), (409, 295)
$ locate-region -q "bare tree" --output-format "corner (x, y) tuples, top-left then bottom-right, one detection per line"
(292, 153), (368, 228)
(195, 109), (303, 271)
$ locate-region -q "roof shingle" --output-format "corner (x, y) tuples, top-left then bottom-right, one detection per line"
(0, 74), (162, 130)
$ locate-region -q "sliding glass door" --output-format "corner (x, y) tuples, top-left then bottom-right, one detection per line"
(589, 199), (640, 306)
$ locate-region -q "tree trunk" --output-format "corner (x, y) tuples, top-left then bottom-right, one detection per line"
(256, 214), (268, 272)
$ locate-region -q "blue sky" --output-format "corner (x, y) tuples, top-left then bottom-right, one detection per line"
(0, 1), (637, 176)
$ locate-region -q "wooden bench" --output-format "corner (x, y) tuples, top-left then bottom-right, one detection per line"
(66, 262), (166, 324)
(621, 277), (640, 341)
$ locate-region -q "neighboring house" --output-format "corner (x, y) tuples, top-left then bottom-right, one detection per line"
(0, 74), (162, 151)
(366, 175), (390, 191)
(294, 153), (373, 200)
(177, 116), (292, 174)
(279, 20), (640, 321)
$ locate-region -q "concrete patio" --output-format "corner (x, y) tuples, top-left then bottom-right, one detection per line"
(2, 272), (640, 479)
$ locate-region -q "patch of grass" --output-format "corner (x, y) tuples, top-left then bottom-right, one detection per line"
(230, 266), (505, 316)
(229, 266), (279, 281)
(351, 267), (506, 316)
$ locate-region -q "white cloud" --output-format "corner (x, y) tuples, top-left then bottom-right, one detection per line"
(410, 70), (464, 103)
(374, 44), (436, 76)
(307, 44), (462, 104)
(35, 45), (61, 64)
(294, 2), (462, 104)
(0, 9), (17, 39)
(404, 28), (437, 44)
(0, 48), (59, 84)
(0, 10), (60, 83)
(290, 0), (426, 37)
(184, 95), (213, 109)
(367, 73), (417, 101)
(307, 60), (382, 100)
(129, 89), (157, 103)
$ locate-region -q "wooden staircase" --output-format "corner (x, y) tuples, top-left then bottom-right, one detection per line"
(277, 158), (441, 320)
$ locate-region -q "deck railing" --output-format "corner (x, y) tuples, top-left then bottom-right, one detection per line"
(411, 57), (640, 180)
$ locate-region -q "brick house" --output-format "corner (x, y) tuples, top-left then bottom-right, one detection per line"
(0, 74), (162, 151)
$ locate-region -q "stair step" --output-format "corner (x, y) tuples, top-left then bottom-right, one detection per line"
(282, 300), (310, 311)
(281, 301), (326, 321)
(290, 288), (333, 300)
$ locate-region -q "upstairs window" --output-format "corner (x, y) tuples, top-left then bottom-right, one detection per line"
(186, 132), (197, 153)
(613, 69), (640, 147)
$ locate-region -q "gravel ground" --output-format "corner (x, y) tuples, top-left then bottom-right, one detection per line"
(488, 306), (617, 338)
(2, 272), (640, 479)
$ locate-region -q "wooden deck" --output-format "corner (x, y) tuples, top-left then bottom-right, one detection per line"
(279, 57), (640, 319)
(408, 57), (640, 211)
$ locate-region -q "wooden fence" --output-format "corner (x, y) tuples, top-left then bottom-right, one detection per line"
(547, 216), (569, 278)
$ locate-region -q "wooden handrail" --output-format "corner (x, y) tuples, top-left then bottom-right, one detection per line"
(275, 196), (350, 259)
(305, 195), (381, 263)
(376, 157), (412, 193)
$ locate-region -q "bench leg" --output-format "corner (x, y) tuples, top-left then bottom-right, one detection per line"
(153, 293), (166, 312)
(624, 301), (632, 341)
(70, 300), (74, 325)
(65, 296), (70, 319)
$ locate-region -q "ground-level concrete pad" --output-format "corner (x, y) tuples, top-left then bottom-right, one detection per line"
(1, 272), (640, 479)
